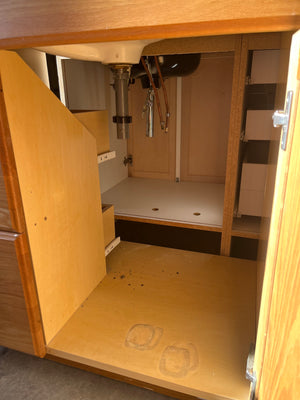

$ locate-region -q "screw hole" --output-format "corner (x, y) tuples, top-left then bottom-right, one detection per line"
(193, 212), (201, 216)
(152, 208), (159, 211)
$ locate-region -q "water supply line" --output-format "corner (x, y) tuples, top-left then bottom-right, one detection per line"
(154, 56), (170, 133)
(141, 56), (165, 132)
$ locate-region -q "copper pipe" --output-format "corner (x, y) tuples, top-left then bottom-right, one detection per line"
(154, 56), (170, 133)
(141, 56), (164, 130)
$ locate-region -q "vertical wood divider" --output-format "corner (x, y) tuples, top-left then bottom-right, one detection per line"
(221, 35), (249, 255)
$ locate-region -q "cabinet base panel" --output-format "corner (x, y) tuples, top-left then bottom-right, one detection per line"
(47, 242), (256, 400)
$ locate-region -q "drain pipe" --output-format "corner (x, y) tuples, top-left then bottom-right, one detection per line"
(111, 65), (132, 139)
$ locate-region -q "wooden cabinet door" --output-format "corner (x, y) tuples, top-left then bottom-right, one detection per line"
(254, 30), (300, 400)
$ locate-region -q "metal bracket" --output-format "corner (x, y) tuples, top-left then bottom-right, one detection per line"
(272, 90), (293, 151)
(246, 343), (256, 400)
(123, 155), (133, 166)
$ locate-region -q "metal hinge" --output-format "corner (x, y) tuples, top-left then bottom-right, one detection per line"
(123, 154), (133, 166)
(246, 343), (256, 400)
(272, 90), (293, 151)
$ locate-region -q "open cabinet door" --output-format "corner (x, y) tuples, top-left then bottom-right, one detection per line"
(254, 30), (300, 400)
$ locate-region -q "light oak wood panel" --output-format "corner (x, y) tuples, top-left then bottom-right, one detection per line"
(74, 111), (110, 155)
(220, 37), (248, 255)
(46, 353), (203, 400)
(0, 1), (299, 48)
(255, 30), (300, 399)
(0, 232), (35, 354)
(259, 83), (300, 399)
(48, 241), (256, 400)
(256, 32), (292, 326)
(0, 50), (106, 344)
(102, 204), (115, 247)
(128, 79), (176, 180)
(181, 53), (234, 183)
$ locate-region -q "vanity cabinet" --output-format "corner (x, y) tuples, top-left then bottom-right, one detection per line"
(0, 2), (299, 400)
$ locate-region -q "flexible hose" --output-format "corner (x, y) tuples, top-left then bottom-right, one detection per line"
(141, 56), (164, 130)
(154, 56), (170, 133)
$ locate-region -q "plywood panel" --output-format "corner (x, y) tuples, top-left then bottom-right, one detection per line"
(48, 241), (256, 400)
(0, 50), (106, 344)
(102, 204), (115, 247)
(0, 232), (34, 354)
(181, 53), (234, 183)
(0, 1), (299, 49)
(74, 110), (110, 155)
(128, 78), (176, 180)
(255, 30), (300, 399)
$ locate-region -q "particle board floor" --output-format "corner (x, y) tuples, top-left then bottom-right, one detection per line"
(47, 242), (256, 400)
(101, 178), (225, 229)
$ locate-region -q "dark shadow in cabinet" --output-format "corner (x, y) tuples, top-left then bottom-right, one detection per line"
(115, 220), (221, 255)
(230, 236), (259, 260)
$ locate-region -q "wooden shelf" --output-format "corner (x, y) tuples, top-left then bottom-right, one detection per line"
(102, 178), (224, 231)
(47, 241), (256, 400)
(232, 216), (261, 239)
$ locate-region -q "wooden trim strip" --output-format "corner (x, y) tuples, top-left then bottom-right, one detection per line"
(0, 16), (299, 50)
(231, 230), (260, 240)
(15, 233), (46, 357)
(115, 215), (223, 233)
(220, 36), (249, 255)
(45, 353), (200, 400)
(0, 74), (46, 357)
(0, 79), (26, 233)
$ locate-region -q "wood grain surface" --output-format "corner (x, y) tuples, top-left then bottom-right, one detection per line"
(0, 1), (298, 48)
(48, 241), (256, 400)
(255, 30), (300, 400)
(0, 50), (106, 344)
(74, 111), (110, 155)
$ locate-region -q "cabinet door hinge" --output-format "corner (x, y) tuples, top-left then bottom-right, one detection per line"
(246, 343), (257, 400)
(272, 90), (293, 151)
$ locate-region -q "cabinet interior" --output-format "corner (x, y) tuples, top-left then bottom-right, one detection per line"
(0, 31), (292, 400)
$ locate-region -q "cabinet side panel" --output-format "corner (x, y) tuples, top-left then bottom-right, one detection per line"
(0, 233), (34, 354)
(0, 50), (106, 344)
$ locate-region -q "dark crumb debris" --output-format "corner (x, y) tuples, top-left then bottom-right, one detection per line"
(141, 284), (144, 287)
(176, 272), (179, 275)
(113, 277), (116, 280)
(128, 283), (131, 286)
(44, 217), (47, 221)
(34, 223), (37, 226)
(120, 275), (125, 279)
(161, 270), (164, 272)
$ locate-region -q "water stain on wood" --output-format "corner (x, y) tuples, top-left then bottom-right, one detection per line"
(159, 343), (199, 378)
(125, 324), (163, 351)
